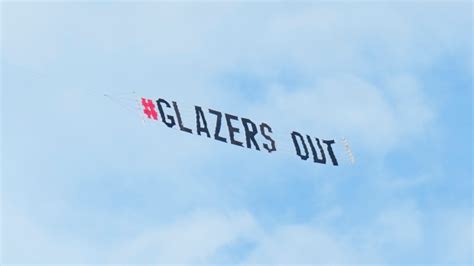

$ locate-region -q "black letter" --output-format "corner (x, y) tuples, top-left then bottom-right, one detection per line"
(307, 136), (326, 164)
(156, 99), (176, 128)
(260, 123), (276, 153)
(225, 113), (243, 147)
(291, 131), (309, 160)
(195, 106), (210, 138)
(241, 118), (260, 151)
(173, 101), (192, 134)
(323, 140), (339, 166)
(209, 109), (227, 143)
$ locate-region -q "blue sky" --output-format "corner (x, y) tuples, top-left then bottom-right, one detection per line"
(1, 1), (472, 265)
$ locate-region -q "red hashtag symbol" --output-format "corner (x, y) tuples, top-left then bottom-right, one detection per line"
(141, 98), (158, 120)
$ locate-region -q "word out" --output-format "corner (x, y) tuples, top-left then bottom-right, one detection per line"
(142, 97), (342, 166)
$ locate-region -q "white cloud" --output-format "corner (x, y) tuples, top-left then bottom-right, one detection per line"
(108, 205), (472, 265)
(112, 210), (260, 264)
(245, 224), (380, 265)
(245, 73), (434, 154)
(2, 204), (92, 264)
(372, 203), (423, 250)
(434, 210), (474, 264)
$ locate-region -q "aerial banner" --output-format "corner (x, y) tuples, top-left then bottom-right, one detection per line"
(136, 96), (355, 167)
